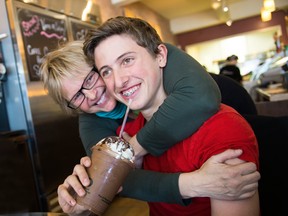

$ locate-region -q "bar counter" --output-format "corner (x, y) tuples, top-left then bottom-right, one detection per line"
(256, 85), (288, 101)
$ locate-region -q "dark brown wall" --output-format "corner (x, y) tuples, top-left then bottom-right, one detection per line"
(176, 10), (288, 49)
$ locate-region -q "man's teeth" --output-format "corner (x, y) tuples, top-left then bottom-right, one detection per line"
(122, 86), (139, 97)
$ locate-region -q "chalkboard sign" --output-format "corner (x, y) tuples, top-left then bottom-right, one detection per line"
(17, 8), (68, 81)
(69, 19), (97, 41)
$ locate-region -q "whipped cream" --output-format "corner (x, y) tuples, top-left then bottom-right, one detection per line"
(96, 136), (135, 162)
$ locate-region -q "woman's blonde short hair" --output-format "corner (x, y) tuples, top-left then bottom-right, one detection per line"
(40, 40), (94, 115)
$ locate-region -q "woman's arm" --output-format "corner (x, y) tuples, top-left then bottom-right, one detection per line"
(136, 43), (221, 156)
(79, 113), (122, 156)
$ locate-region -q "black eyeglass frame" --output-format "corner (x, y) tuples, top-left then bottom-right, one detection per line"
(67, 66), (99, 110)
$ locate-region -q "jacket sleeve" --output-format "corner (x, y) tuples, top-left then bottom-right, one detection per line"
(136, 43), (221, 156)
(120, 169), (190, 205)
(79, 113), (121, 156)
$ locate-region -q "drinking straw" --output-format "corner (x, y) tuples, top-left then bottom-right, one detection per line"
(119, 99), (132, 138)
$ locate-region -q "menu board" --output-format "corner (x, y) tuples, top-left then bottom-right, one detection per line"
(69, 19), (97, 41)
(17, 8), (67, 81)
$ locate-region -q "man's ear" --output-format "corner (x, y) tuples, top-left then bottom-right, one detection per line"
(157, 44), (168, 67)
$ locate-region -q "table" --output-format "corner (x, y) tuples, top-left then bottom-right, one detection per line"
(256, 85), (288, 101)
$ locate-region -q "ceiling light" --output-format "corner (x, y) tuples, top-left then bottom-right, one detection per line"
(211, 0), (221, 10)
(226, 20), (233, 26)
(263, 0), (275, 12)
(82, 0), (93, 21)
(261, 7), (272, 22)
(223, 6), (229, 12)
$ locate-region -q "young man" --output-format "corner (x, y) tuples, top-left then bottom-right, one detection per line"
(84, 16), (259, 215)
(43, 41), (259, 215)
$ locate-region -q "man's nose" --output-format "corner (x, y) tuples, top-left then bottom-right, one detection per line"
(113, 70), (129, 89)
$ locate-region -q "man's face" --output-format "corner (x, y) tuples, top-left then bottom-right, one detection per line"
(94, 34), (167, 114)
(61, 66), (117, 113)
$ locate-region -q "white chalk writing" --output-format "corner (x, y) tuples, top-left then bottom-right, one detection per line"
(39, 18), (65, 34)
(27, 44), (41, 55)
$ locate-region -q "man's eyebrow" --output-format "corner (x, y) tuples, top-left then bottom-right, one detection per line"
(98, 51), (135, 72)
(117, 52), (134, 61)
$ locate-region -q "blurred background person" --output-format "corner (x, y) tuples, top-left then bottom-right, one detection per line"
(220, 55), (243, 84)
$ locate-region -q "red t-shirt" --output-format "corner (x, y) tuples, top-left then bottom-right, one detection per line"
(117, 104), (259, 216)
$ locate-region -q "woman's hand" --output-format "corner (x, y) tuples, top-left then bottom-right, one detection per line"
(179, 149), (260, 200)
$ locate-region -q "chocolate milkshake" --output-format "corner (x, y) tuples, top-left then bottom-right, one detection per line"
(77, 136), (135, 215)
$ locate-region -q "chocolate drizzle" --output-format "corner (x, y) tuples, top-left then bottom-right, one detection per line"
(97, 136), (135, 162)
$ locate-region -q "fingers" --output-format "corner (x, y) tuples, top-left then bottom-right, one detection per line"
(241, 170), (261, 184)
(64, 174), (87, 197)
(128, 135), (147, 157)
(237, 182), (258, 199)
(122, 132), (131, 141)
(224, 157), (244, 165)
(238, 190), (256, 200)
(226, 181), (258, 200)
(212, 149), (243, 163)
(72, 164), (91, 188)
(71, 156), (91, 188)
(58, 184), (77, 210)
(80, 156), (91, 167)
(234, 161), (258, 176)
(117, 186), (123, 194)
(240, 181), (258, 195)
(134, 156), (144, 169)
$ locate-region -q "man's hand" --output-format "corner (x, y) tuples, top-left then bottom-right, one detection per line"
(179, 149), (260, 200)
(57, 156), (92, 215)
(122, 132), (146, 168)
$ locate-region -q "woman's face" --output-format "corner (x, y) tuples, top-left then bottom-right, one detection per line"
(61, 67), (117, 113)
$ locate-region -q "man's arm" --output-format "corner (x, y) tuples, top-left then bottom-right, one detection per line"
(210, 192), (259, 216)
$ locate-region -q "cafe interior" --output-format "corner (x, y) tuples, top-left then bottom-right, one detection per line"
(0, 0), (288, 215)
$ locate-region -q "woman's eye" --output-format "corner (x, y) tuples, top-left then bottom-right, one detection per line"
(84, 73), (96, 88)
(72, 91), (83, 102)
(86, 74), (94, 82)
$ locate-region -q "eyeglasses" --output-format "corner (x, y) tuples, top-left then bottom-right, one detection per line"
(67, 66), (100, 109)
